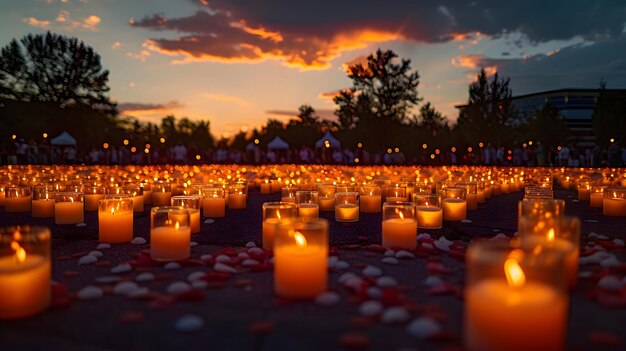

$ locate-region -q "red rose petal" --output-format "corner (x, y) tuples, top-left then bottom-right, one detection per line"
(250, 320), (275, 335)
(119, 311), (144, 324)
(339, 332), (370, 350)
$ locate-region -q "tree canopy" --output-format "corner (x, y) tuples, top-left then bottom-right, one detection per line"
(0, 31), (115, 113)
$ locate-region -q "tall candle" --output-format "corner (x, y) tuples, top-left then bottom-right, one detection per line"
(152, 191), (172, 206)
(150, 223), (191, 261)
(260, 181), (271, 194)
(442, 198), (467, 221)
(55, 202), (84, 224)
(32, 199), (55, 218)
(203, 197), (226, 218)
(466, 193), (478, 210)
(98, 199), (133, 243)
(228, 193), (247, 209)
(382, 218), (417, 249)
(603, 198), (626, 216)
(360, 195), (382, 213)
(4, 196), (32, 213)
(577, 187), (590, 201)
(262, 218), (280, 249)
(477, 190), (486, 204)
(590, 192), (603, 208)
(274, 220), (328, 299)
(416, 206), (443, 229)
(84, 193), (105, 211)
(465, 279), (567, 351)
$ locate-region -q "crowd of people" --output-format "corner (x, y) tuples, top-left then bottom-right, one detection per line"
(3, 137), (626, 167)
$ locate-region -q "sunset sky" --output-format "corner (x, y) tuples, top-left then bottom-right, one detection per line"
(2, 0), (626, 137)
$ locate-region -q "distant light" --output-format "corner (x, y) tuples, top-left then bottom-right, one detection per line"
(468, 147), (473, 153)
(357, 142), (363, 148)
(422, 143), (427, 149)
(254, 139), (259, 145)
(430, 154), (435, 159)
(387, 148), (392, 154)
(144, 148), (149, 154)
(557, 146), (562, 151)
(160, 137), (166, 143)
(123, 139), (129, 146)
(42, 133), (48, 139)
(394, 147), (399, 153)
(478, 142), (484, 148)
(131, 147), (137, 153)
(11, 134), (16, 140)
(354, 157), (360, 163)
(610, 138), (615, 143)
(103, 143), (109, 149)
(196, 154), (201, 160)
(528, 141), (533, 146)
(435, 149), (440, 155)
(145, 143), (151, 149)
(507, 150), (512, 154)
(523, 143), (527, 148)
(451, 147), (457, 152)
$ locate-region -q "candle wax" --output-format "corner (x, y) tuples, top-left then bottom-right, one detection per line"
(262, 218), (280, 249)
(416, 206), (443, 229)
(152, 191), (172, 206)
(203, 197), (226, 218)
(228, 193), (247, 209)
(274, 244), (327, 299)
(32, 199), (55, 218)
(360, 195), (381, 213)
(298, 204), (319, 218)
(603, 198), (626, 216)
(99, 210), (133, 243)
(590, 193), (603, 208)
(318, 197), (335, 211)
(84, 194), (105, 211)
(150, 226), (191, 261)
(4, 196), (32, 213)
(55, 202), (84, 224)
(382, 218), (417, 250)
(442, 198), (467, 221)
(0, 255), (50, 319)
(335, 204), (359, 222)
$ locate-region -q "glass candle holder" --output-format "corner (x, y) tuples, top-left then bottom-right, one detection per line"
(464, 241), (568, 351)
(576, 181), (591, 201)
(54, 192), (84, 225)
(84, 185), (106, 211)
(227, 182), (247, 209)
(201, 187), (226, 218)
(359, 185), (382, 213)
(171, 195), (201, 234)
(141, 183), (153, 205)
(0, 183), (6, 206)
(98, 199), (133, 243)
(336, 184), (356, 193)
(384, 185), (408, 203)
(458, 182), (478, 210)
(589, 184), (605, 208)
(262, 202), (297, 249)
(317, 183), (336, 211)
(274, 218), (329, 299)
(524, 186), (553, 200)
(281, 186), (300, 203)
(335, 192), (359, 222)
(32, 188), (55, 218)
(413, 193), (443, 229)
(382, 202), (417, 250)
(518, 199), (565, 222)
(442, 187), (467, 221)
(518, 216), (581, 288)
(152, 182), (172, 206)
(260, 179), (272, 194)
(602, 187), (626, 216)
(150, 206), (191, 261)
(4, 186), (32, 213)
(477, 181), (486, 204)
(0, 225), (51, 319)
(121, 185), (144, 213)
(296, 190), (319, 218)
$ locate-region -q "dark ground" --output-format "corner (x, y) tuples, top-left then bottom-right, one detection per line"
(0, 188), (624, 351)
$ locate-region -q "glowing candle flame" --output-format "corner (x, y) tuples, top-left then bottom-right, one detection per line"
(11, 232), (26, 264)
(293, 231), (307, 248)
(110, 207), (115, 215)
(276, 211), (282, 220)
(504, 255), (525, 288)
(546, 228), (555, 242)
(175, 222), (180, 230)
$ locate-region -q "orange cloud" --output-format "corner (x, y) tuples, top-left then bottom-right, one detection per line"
(23, 17), (50, 28)
(119, 101), (183, 120)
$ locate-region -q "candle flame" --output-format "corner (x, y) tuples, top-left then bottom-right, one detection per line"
(276, 211), (282, 220)
(546, 228), (555, 242)
(504, 254), (525, 288)
(293, 231), (307, 248)
(11, 231), (26, 264)
(175, 221), (180, 230)
(110, 207), (115, 215)
(396, 209), (405, 221)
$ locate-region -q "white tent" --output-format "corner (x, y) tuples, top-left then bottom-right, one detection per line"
(315, 131), (341, 149)
(245, 141), (257, 152)
(50, 131), (77, 146)
(267, 136), (289, 150)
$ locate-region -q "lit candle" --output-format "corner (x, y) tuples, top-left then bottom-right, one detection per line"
(281, 186), (300, 203)
(298, 203), (319, 218)
(260, 180), (271, 194)
(382, 203), (417, 250)
(318, 196), (335, 211)
(442, 198), (466, 221)
(171, 196), (201, 234)
(0, 226), (51, 319)
(227, 183), (247, 209)
(317, 184), (336, 211)
(416, 205), (443, 229)
(98, 199), (133, 243)
(54, 192), (84, 225)
(84, 185), (105, 211)
(152, 183), (172, 206)
(141, 184), (153, 205)
(577, 185), (590, 201)
(603, 188), (626, 216)
(262, 202), (297, 249)
(4, 186), (32, 213)
(32, 199), (55, 218)
(590, 191), (603, 208)
(150, 207), (191, 261)
(465, 246), (567, 351)
(274, 219), (328, 299)
(296, 190), (319, 218)
(360, 186), (381, 213)
(335, 204), (359, 222)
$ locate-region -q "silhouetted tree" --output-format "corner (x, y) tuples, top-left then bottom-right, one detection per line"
(295, 104), (319, 128)
(525, 104), (569, 151)
(415, 102), (448, 131)
(455, 68), (513, 146)
(335, 49), (421, 127)
(592, 83), (626, 147)
(0, 31), (115, 113)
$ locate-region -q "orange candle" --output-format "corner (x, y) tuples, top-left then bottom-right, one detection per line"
(32, 199), (55, 218)
(54, 192), (84, 225)
(98, 199), (133, 243)
(442, 198), (466, 221)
